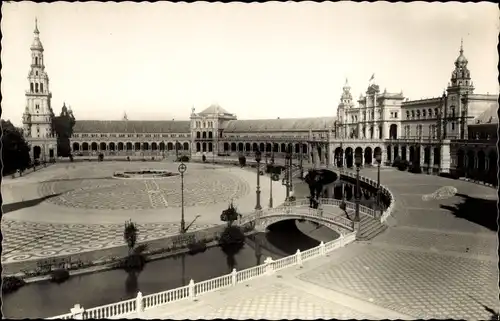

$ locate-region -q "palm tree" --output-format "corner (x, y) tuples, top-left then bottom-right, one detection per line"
(123, 220), (138, 254)
(219, 202), (245, 271)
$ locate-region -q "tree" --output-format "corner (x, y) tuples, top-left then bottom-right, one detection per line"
(220, 201), (241, 227)
(1, 120), (31, 175)
(52, 105), (75, 159)
(124, 220), (138, 254)
(238, 155), (246, 167)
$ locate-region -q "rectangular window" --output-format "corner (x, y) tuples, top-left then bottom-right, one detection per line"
(395, 112), (398, 118)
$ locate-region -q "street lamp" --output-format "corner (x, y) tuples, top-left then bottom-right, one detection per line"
(255, 149), (262, 210)
(375, 150), (382, 217)
(354, 151), (362, 223)
(284, 149), (292, 201)
(178, 162), (187, 233)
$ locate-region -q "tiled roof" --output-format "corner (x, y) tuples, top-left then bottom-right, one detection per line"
(199, 104), (233, 115)
(73, 120), (191, 133)
(223, 117), (337, 132)
(474, 104), (498, 125)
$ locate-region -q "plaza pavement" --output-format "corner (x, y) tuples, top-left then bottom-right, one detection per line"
(1, 161), (287, 265)
(118, 167), (499, 320)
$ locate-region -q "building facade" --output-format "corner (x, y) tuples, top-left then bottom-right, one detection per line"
(20, 21), (497, 184)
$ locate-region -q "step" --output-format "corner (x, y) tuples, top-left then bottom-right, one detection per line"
(358, 225), (388, 240)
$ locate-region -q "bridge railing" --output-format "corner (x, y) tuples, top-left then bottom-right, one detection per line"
(47, 229), (357, 320)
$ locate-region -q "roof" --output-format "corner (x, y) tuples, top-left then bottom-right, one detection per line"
(223, 117), (337, 132)
(73, 120), (191, 133)
(473, 104), (498, 125)
(199, 104), (233, 115)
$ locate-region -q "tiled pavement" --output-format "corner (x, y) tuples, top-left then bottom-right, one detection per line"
(129, 167), (499, 320)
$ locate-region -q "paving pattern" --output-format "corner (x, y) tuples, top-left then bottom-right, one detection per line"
(38, 166), (250, 210)
(142, 282), (376, 320)
(1, 219), (219, 264)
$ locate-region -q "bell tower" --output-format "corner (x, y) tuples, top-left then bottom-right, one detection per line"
(22, 18), (57, 162)
(337, 78), (353, 139)
(446, 39), (474, 139)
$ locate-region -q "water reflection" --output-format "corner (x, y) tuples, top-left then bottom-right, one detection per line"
(3, 220), (339, 319)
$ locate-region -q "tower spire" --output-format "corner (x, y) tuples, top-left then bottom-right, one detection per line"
(460, 37), (463, 54)
(34, 17), (39, 34)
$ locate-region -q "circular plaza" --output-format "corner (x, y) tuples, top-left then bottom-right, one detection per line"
(2, 161), (287, 265)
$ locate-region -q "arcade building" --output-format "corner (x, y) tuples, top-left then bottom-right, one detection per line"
(22, 21), (498, 184)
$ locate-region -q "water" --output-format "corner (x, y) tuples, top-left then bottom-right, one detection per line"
(3, 220), (339, 319)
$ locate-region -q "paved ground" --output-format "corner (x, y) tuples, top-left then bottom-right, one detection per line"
(121, 167), (499, 320)
(1, 161), (287, 264)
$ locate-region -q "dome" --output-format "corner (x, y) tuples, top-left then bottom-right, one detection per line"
(454, 39), (467, 67)
(31, 38), (44, 51)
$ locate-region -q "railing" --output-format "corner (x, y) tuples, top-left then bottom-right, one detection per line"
(47, 174), (394, 320)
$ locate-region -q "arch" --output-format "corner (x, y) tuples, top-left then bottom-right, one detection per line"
(99, 142), (106, 151)
(142, 142), (149, 150)
(167, 142), (174, 151)
(259, 143), (265, 152)
(252, 143), (259, 152)
(72, 142), (80, 151)
(411, 110), (415, 119)
(433, 147), (440, 165)
(424, 146), (431, 164)
(231, 143), (237, 152)
(126, 142), (133, 151)
(118, 142), (124, 151)
(196, 142), (201, 152)
(109, 142), (116, 151)
(82, 142), (89, 151)
(422, 109), (426, 118)
(345, 147), (353, 168)
(273, 143), (279, 153)
(457, 149), (465, 169)
(245, 143), (251, 152)
(208, 132), (213, 139)
(151, 142), (158, 150)
(386, 145), (392, 163)
(91, 142), (98, 151)
(202, 132), (207, 139)
(208, 142), (213, 152)
(280, 143), (287, 153)
(183, 142), (189, 151)
(334, 147), (344, 167)
(364, 147), (372, 165)
(238, 143), (244, 152)
(196, 132), (201, 139)
(35, 57), (38, 65)
(295, 143), (300, 154)
(302, 144), (308, 154)
(224, 142), (229, 151)
(33, 146), (42, 160)
(134, 142), (141, 150)
(401, 146), (407, 160)
(374, 147), (382, 164)
(488, 151), (497, 180)
(409, 146), (415, 162)
(393, 145), (398, 159)
(389, 124), (397, 139)
(477, 150), (486, 171)
(466, 150), (475, 170)
(202, 142), (207, 152)
(406, 111), (410, 119)
(159, 142), (165, 151)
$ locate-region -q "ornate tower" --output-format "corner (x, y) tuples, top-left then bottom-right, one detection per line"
(22, 18), (57, 161)
(337, 78), (353, 139)
(446, 39), (474, 139)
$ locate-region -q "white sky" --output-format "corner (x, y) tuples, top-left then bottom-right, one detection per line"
(1, 2), (498, 126)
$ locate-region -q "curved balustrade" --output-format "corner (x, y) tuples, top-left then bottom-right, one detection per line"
(47, 173), (395, 320)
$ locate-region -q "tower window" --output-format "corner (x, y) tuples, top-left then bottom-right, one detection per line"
(36, 71), (38, 76)
(30, 83), (34, 92)
(35, 57), (38, 65)
(40, 83), (44, 92)
(451, 122), (455, 130)
(35, 83), (39, 93)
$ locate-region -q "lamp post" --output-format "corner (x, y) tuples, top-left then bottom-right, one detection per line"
(354, 152), (362, 223)
(375, 150), (382, 218)
(269, 170), (274, 208)
(178, 162), (187, 233)
(284, 149), (291, 201)
(255, 149), (262, 210)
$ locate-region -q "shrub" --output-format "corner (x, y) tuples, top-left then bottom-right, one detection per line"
(2, 276), (26, 294)
(50, 269), (70, 284)
(177, 155), (190, 162)
(409, 165), (422, 174)
(187, 240), (208, 255)
(396, 160), (409, 171)
(98, 153), (104, 162)
(119, 254), (146, 273)
(202, 155), (207, 163)
(124, 220), (138, 254)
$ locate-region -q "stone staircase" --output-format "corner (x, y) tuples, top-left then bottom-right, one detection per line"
(356, 213), (387, 241)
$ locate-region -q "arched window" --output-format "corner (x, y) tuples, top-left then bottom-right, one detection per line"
(411, 110), (415, 119)
(40, 83), (43, 92)
(406, 111), (410, 119)
(30, 83), (34, 92)
(35, 83), (39, 93)
(416, 110), (420, 119)
(422, 109), (426, 118)
(434, 108), (439, 117)
(428, 108), (432, 118)
(35, 57), (38, 65)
